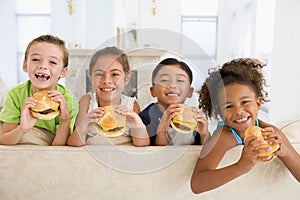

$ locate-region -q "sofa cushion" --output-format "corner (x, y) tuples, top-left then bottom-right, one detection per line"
(277, 113), (300, 143)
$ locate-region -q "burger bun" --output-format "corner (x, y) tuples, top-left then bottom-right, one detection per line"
(244, 126), (280, 162)
(94, 105), (126, 138)
(170, 104), (197, 134)
(30, 90), (60, 120)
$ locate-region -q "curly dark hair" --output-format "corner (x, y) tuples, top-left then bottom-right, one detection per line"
(198, 58), (269, 119)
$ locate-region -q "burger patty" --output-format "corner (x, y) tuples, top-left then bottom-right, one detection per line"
(32, 108), (57, 115)
(95, 123), (125, 132)
(105, 127), (124, 132)
(173, 122), (192, 131)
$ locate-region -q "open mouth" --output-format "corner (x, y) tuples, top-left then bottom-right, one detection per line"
(35, 73), (50, 81)
(234, 116), (249, 123)
(165, 93), (179, 97)
(101, 88), (115, 92)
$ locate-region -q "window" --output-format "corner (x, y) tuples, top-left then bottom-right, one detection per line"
(180, 0), (218, 59)
(181, 16), (218, 58)
(16, 0), (51, 83)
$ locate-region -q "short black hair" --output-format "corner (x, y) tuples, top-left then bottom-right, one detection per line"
(151, 58), (193, 85)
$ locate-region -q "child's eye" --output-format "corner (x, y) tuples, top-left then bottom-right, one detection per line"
(32, 58), (39, 62)
(95, 72), (103, 77)
(241, 101), (250, 105)
(177, 79), (186, 83)
(160, 79), (169, 82)
(112, 73), (121, 77)
(50, 61), (57, 65)
(224, 105), (233, 109)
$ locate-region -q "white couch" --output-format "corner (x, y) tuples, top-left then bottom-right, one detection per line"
(0, 117), (299, 200)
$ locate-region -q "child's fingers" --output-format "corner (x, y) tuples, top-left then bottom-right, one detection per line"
(88, 108), (104, 119)
(244, 135), (261, 149)
(261, 127), (274, 133)
(23, 98), (37, 109)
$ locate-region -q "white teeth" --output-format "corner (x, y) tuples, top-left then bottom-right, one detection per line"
(102, 88), (114, 92)
(236, 117), (248, 123)
(166, 93), (178, 97)
(36, 73), (49, 76)
(35, 73), (50, 80)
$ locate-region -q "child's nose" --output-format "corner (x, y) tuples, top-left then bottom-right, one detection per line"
(234, 106), (245, 115)
(38, 64), (48, 69)
(38, 60), (49, 69)
(169, 80), (177, 88)
(101, 74), (112, 83)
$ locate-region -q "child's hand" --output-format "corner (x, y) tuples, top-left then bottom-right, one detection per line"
(48, 90), (69, 121)
(237, 135), (265, 172)
(262, 127), (284, 157)
(157, 104), (181, 133)
(20, 97), (39, 130)
(78, 107), (104, 134)
(115, 105), (145, 129)
(191, 106), (208, 136)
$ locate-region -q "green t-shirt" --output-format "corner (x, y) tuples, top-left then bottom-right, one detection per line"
(0, 80), (79, 134)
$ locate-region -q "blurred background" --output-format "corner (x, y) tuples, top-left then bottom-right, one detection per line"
(0, 0), (299, 124)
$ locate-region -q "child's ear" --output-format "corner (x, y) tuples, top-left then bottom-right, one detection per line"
(256, 97), (263, 110)
(124, 72), (132, 85)
(150, 86), (157, 97)
(23, 60), (28, 72)
(187, 87), (194, 98)
(59, 67), (68, 78)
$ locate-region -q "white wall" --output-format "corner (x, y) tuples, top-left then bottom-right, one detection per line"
(136, 0), (181, 49)
(86, 0), (116, 49)
(0, 0), (18, 88)
(51, 0), (87, 49)
(137, 0), (181, 32)
(1, 0), (300, 123)
(268, 0), (300, 123)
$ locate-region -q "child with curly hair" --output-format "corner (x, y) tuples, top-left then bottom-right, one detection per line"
(190, 58), (300, 194)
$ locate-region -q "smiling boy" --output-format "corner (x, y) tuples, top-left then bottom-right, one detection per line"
(140, 58), (209, 145)
(0, 34), (78, 145)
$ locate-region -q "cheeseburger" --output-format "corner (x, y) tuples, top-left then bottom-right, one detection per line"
(244, 126), (280, 162)
(30, 90), (60, 120)
(170, 104), (197, 133)
(94, 105), (126, 138)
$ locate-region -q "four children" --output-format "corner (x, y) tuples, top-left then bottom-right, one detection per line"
(0, 34), (299, 192)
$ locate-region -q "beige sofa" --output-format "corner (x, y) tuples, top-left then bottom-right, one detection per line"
(0, 117), (299, 200)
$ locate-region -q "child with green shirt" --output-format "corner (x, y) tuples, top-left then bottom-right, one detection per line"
(0, 34), (78, 145)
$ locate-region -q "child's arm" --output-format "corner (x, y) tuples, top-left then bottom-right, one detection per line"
(262, 126), (300, 182)
(155, 104), (181, 145)
(48, 90), (70, 146)
(192, 107), (210, 144)
(67, 95), (89, 146)
(0, 97), (38, 145)
(67, 95), (104, 146)
(190, 129), (265, 194)
(117, 103), (150, 147)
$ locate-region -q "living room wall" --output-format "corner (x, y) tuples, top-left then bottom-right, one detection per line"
(0, 0), (299, 123)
